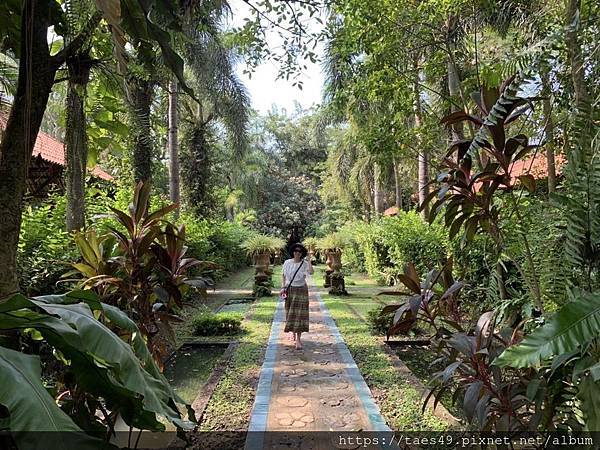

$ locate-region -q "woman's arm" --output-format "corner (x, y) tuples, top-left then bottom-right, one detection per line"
(306, 253), (314, 275)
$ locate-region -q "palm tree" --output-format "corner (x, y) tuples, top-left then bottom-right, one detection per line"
(0, 0), (196, 298)
(178, 21), (250, 217)
(63, 0), (105, 232)
(168, 79), (180, 213)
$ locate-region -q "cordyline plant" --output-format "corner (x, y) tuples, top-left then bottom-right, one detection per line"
(381, 260), (598, 431)
(426, 76), (540, 244)
(426, 75), (545, 312)
(385, 72), (600, 431)
(381, 261), (545, 431)
(68, 182), (217, 365)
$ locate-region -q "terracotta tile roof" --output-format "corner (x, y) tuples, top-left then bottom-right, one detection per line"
(0, 112), (113, 181)
(383, 206), (399, 216)
(509, 151), (565, 181)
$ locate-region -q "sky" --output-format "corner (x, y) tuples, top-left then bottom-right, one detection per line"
(228, 1), (325, 115)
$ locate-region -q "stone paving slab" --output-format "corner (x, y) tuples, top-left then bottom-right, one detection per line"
(246, 278), (391, 450)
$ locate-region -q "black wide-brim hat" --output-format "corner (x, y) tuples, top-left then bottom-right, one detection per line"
(289, 243), (308, 258)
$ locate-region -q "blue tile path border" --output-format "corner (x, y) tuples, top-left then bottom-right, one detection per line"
(245, 277), (392, 450)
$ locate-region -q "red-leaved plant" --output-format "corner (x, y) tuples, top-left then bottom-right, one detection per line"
(381, 261), (542, 431)
(68, 182), (217, 366)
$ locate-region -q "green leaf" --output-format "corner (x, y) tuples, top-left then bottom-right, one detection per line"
(578, 375), (600, 431)
(0, 293), (193, 430)
(145, 17), (194, 98)
(0, 346), (80, 433)
(495, 293), (600, 368)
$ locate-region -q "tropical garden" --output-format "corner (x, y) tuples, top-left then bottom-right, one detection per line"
(0, 0), (599, 447)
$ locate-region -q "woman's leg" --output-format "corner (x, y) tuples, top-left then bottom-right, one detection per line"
(295, 332), (303, 349)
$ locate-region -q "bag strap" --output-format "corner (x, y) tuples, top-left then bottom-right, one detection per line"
(286, 260), (305, 292)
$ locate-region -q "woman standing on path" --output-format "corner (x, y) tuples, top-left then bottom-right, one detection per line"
(281, 243), (314, 350)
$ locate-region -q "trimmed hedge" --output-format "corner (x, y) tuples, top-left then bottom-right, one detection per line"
(345, 212), (448, 284)
(192, 311), (244, 336)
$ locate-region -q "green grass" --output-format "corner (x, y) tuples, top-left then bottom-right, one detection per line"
(199, 266), (282, 430)
(343, 271), (381, 287)
(174, 266), (256, 345)
(344, 298), (382, 319)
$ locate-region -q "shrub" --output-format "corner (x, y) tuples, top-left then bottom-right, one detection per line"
(69, 182), (213, 364)
(192, 311), (244, 336)
(380, 212), (448, 276)
(366, 306), (393, 335)
(18, 193), (77, 295)
(347, 213), (448, 284)
(337, 223), (365, 272)
(184, 215), (252, 278)
(348, 220), (388, 282)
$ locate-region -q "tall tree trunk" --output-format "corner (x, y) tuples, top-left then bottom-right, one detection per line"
(0, 0), (56, 299)
(373, 162), (385, 215)
(65, 54), (92, 232)
(128, 76), (154, 184)
(0, 4), (100, 300)
(446, 15), (464, 144)
(565, 0), (589, 109)
(168, 79), (180, 216)
(182, 122), (212, 216)
(393, 155), (403, 210)
(414, 55), (429, 219)
(541, 70), (557, 193)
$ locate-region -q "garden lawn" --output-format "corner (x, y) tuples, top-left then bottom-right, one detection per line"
(199, 266), (282, 430)
(174, 265), (256, 345)
(316, 266), (450, 431)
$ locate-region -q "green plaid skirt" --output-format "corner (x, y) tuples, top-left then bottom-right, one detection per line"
(284, 284), (309, 333)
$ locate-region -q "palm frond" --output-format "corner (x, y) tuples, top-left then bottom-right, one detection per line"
(184, 26), (250, 159)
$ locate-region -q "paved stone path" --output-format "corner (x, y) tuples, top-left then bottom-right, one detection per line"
(246, 278), (390, 449)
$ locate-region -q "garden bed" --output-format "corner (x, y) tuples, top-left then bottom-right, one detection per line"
(173, 266), (255, 346)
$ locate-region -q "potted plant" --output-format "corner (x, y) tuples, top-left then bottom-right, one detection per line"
(317, 232), (349, 295)
(303, 237), (319, 264)
(241, 234), (285, 297)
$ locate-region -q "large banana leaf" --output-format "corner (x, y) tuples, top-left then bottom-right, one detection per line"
(0, 292), (194, 431)
(0, 346), (81, 433)
(578, 375), (600, 431)
(30, 291), (188, 405)
(495, 293), (600, 368)
(0, 346), (113, 450)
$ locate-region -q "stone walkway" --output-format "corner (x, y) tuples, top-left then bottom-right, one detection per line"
(245, 278), (390, 449)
